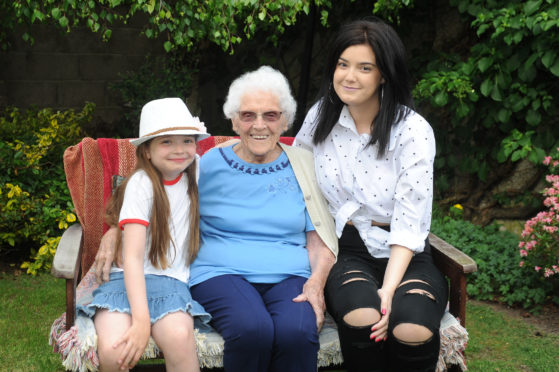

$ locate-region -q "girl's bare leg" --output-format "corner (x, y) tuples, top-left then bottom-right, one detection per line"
(151, 311), (199, 372)
(94, 309), (132, 372)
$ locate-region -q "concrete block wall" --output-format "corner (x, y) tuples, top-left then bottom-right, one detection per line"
(0, 18), (165, 136)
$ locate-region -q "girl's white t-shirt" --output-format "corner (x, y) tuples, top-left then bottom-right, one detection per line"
(111, 169), (191, 283)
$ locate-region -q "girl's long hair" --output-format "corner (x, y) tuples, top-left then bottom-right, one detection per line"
(105, 141), (200, 269)
(312, 18), (413, 158)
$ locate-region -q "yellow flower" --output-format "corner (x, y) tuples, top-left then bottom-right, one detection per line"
(453, 204), (463, 210)
(66, 213), (77, 222)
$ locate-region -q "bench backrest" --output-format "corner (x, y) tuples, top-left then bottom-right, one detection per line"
(63, 136), (294, 276)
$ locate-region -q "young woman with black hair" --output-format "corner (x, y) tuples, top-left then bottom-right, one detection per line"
(294, 18), (448, 372)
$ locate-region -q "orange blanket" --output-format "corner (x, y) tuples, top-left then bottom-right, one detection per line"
(63, 138), (137, 275)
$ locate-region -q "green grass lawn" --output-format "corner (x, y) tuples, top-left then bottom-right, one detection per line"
(1, 270), (558, 371)
(0, 270), (66, 371)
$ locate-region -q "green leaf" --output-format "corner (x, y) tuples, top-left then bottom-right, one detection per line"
(434, 91), (448, 106)
(147, 0), (156, 14)
(32, 9), (45, 22)
(523, 0), (542, 15)
(456, 103), (470, 118)
(518, 64), (537, 82)
(51, 8), (61, 19)
(480, 79), (492, 96)
(477, 24), (489, 36)
(163, 41), (172, 52)
(528, 147), (545, 163)
(58, 16), (69, 28)
(497, 108), (511, 123)
(478, 57), (493, 72)
(511, 150), (523, 162)
(491, 85), (503, 101)
(549, 60), (559, 77)
(497, 148), (507, 163)
(541, 50), (556, 69)
(525, 109), (541, 126)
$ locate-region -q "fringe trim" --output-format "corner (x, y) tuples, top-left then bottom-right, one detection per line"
(49, 314), (99, 372)
(437, 317), (469, 372)
(50, 311), (468, 371)
(195, 330), (225, 368)
(49, 313), (161, 372)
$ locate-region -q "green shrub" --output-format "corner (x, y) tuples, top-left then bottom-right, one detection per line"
(431, 207), (554, 310)
(0, 103), (93, 274)
(109, 53), (196, 138)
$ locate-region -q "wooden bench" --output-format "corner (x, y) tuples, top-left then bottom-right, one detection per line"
(50, 136), (477, 371)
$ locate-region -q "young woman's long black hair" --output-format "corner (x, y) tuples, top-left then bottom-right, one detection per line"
(312, 17), (414, 158)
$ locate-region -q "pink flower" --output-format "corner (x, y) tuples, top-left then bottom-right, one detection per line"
(520, 249), (528, 257)
(544, 156), (552, 165)
(518, 241), (525, 248)
(519, 261), (524, 267)
(525, 240), (537, 250)
(544, 268), (554, 277)
(535, 266), (541, 272)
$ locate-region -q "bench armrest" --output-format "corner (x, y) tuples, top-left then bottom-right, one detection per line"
(429, 233), (477, 327)
(51, 223), (83, 279)
(429, 233), (477, 275)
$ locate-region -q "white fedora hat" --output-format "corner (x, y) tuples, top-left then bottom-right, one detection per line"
(130, 98), (210, 146)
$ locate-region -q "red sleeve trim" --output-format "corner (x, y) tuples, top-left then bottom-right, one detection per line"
(119, 219), (149, 230)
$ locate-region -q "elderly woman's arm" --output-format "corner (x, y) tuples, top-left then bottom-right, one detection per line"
(293, 230), (336, 331)
(95, 226), (120, 283)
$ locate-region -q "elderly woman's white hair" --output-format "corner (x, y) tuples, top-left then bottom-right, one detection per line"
(223, 66), (297, 128)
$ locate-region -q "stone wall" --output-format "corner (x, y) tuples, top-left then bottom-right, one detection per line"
(0, 16), (165, 135)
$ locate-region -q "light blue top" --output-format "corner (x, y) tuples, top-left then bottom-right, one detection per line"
(189, 145), (314, 285)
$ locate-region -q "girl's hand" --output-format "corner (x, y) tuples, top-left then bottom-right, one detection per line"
(114, 320), (150, 370)
(370, 287), (394, 342)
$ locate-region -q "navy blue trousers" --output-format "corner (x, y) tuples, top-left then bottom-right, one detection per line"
(190, 274), (319, 372)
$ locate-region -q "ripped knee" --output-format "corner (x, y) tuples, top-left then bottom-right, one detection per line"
(340, 270), (371, 286)
(343, 307), (380, 327)
(398, 279), (436, 301)
(392, 323), (433, 344)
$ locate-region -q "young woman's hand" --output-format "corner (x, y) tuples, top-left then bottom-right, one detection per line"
(370, 287), (394, 342)
(113, 320), (150, 370)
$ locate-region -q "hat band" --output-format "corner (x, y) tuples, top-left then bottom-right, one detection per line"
(141, 126), (203, 138)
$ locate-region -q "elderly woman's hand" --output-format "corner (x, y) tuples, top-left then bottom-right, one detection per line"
(293, 277), (326, 331)
(293, 231), (335, 332)
(95, 226), (119, 284)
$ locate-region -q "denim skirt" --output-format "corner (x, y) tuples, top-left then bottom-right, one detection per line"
(78, 271), (211, 326)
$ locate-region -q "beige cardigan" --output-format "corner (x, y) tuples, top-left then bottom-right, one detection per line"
(281, 143), (338, 258)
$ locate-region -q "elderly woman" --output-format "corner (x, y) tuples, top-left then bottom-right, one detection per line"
(95, 66), (338, 371)
(189, 66), (337, 371)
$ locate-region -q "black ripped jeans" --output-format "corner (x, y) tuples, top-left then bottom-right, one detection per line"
(325, 225), (448, 372)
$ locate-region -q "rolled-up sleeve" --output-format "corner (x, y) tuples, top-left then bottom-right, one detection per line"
(387, 120), (435, 253)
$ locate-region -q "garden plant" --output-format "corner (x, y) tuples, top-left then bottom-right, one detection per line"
(0, 104), (92, 274)
(517, 148), (559, 302)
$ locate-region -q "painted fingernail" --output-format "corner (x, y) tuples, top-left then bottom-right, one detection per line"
(381, 308), (386, 315)
(384, 336), (387, 341)
(372, 327), (376, 332)
(370, 334), (375, 340)
(375, 337), (381, 342)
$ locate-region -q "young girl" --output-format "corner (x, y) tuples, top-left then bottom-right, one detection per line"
(79, 98), (211, 372)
